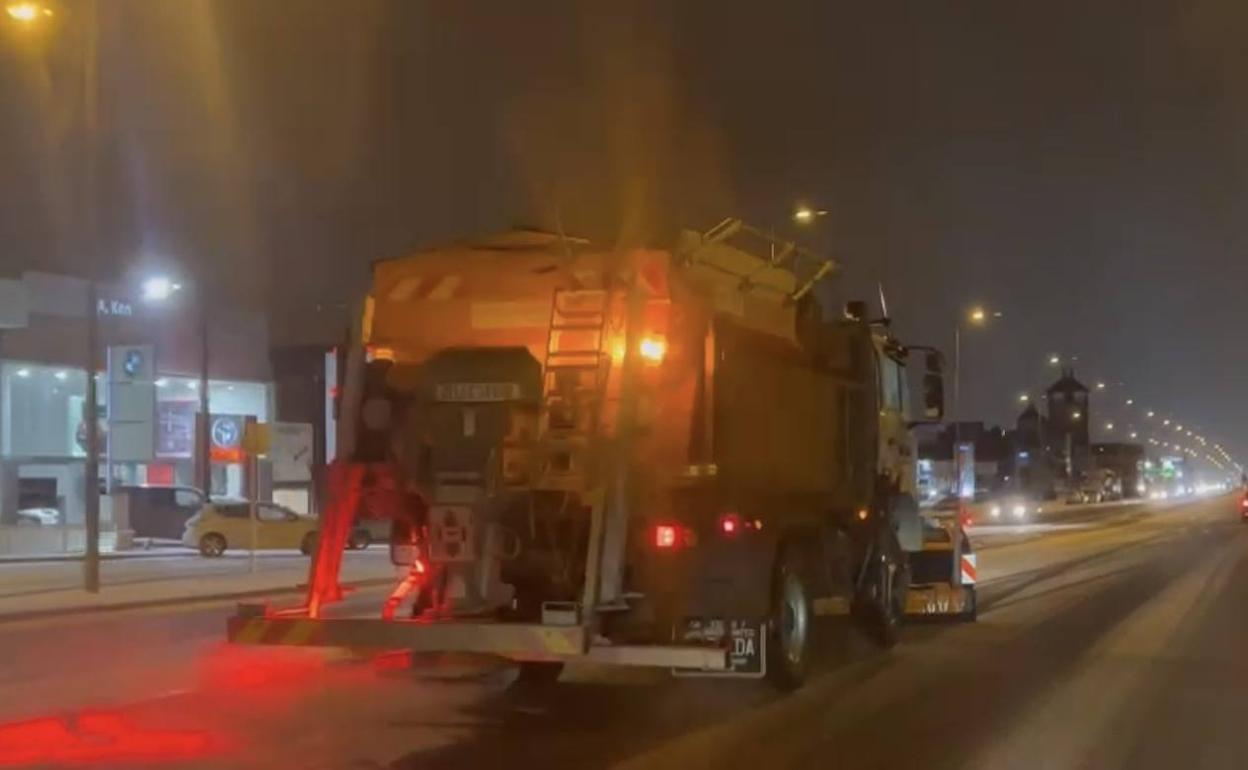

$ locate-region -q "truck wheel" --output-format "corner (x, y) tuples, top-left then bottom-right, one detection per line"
(300, 532), (318, 556)
(199, 533), (226, 558)
(766, 550), (811, 691)
(857, 528), (908, 648)
(348, 529), (371, 550)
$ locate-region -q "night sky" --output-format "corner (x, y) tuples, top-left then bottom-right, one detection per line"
(1, 1), (1245, 466)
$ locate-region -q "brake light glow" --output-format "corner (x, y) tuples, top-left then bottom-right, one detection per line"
(719, 513), (742, 536)
(655, 525), (678, 549)
(653, 523), (696, 550)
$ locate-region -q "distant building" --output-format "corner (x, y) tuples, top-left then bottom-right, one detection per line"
(1046, 368), (1090, 480)
(1009, 403), (1055, 499)
(916, 421), (1009, 498)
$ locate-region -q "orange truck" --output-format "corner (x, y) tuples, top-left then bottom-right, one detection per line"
(227, 219), (974, 689)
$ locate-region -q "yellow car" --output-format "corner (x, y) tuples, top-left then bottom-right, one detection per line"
(183, 500), (319, 557)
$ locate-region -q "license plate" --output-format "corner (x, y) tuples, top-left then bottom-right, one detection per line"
(673, 618), (765, 678)
(434, 382), (521, 402)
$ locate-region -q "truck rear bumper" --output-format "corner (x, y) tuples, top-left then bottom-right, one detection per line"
(905, 583), (973, 617)
(227, 606), (728, 671)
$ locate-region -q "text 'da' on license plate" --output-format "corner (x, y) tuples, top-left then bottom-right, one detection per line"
(673, 618), (765, 679)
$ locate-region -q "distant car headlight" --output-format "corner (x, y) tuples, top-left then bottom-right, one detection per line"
(1012, 504), (1027, 518)
(990, 505), (1002, 518)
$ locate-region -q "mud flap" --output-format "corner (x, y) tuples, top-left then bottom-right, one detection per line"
(672, 618), (766, 678)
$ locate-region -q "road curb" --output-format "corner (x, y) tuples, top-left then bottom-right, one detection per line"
(0, 549), (200, 565)
(0, 577), (394, 625)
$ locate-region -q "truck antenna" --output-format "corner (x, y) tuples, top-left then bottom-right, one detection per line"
(878, 283), (891, 321)
(553, 200), (575, 264)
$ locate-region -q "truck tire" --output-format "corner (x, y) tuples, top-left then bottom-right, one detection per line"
(856, 527), (908, 648)
(348, 529), (371, 550)
(199, 533), (226, 558)
(766, 549), (812, 691)
(300, 531), (318, 556)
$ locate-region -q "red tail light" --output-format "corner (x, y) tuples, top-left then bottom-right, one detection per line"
(719, 513), (743, 536)
(653, 523), (696, 550)
(655, 525), (678, 549)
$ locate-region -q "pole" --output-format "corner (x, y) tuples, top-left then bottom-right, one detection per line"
(83, 281), (100, 593)
(198, 302), (210, 498)
(952, 323), (961, 499)
(80, 0), (101, 593)
(248, 453), (258, 574)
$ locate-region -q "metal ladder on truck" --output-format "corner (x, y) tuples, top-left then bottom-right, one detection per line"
(537, 288), (613, 492)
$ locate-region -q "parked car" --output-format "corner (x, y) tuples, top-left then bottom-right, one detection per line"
(182, 500), (319, 557)
(15, 507), (59, 526)
(116, 485), (206, 541)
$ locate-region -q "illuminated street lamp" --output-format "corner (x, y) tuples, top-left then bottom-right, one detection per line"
(952, 305), (1001, 498)
(1147, 411), (1155, 418)
(1130, 432), (1138, 439)
(1018, 393), (1030, 403)
(1072, 410), (1082, 420)
(1048, 354), (1061, 366)
(1096, 381), (1106, 390)
(4, 1), (52, 22)
(140, 276), (182, 303)
(792, 205), (828, 225)
(1105, 422), (1114, 431)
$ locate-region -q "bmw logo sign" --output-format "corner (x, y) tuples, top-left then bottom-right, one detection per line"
(212, 417), (240, 448)
(122, 349), (144, 378)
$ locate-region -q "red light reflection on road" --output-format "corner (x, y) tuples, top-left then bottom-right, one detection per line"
(197, 642), (330, 693)
(0, 709), (224, 766)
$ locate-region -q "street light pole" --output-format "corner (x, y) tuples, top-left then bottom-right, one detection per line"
(952, 322), (961, 498)
(198, 301), (210, 498)
(83, 281), (100, 593)
(950, 306), (998, 499)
